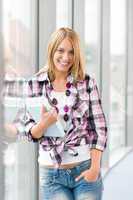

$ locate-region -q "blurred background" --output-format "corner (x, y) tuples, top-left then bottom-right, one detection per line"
(0, 0), (133, 199)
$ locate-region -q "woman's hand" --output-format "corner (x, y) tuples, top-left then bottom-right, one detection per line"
(75, 149), (102, 182)
(40, 105), (58, 129)
(31, 105), (58, 139)
(75, 166), (100, 182)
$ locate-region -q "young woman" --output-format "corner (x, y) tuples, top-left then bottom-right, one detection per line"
(23, 27), (107, 200)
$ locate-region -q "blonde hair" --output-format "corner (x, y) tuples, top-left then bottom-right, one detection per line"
(38, 27), (86, 81)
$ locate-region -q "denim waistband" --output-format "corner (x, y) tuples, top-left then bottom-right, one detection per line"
(39, 159), (91, 174)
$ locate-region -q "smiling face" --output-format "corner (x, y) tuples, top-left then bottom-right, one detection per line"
(53, 38), (74, 74)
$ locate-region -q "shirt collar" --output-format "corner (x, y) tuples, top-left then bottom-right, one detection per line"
(36, 71), (75, 84)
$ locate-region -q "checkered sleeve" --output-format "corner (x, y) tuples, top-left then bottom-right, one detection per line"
(88, 78), (107, 151)
(24, 110), (37, 141)
(13, 107), (38, 142)
(12, 79), (38, 142)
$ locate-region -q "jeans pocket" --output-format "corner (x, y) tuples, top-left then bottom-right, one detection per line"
(83, 176), (104, 192)
(78, 160), (91, 173)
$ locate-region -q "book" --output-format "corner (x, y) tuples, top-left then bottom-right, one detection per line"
(3, 96), (65, 138)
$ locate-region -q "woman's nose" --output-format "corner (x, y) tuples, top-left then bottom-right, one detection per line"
(62, 52), (69, 60)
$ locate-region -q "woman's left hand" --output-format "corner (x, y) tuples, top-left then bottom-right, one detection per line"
(75, 166), (100, 182)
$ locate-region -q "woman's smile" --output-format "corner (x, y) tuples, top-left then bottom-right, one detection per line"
(53, 38), (74, 73)
(57, 60), (70, 67)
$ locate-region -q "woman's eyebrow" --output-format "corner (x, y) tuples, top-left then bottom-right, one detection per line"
(57, 47), (74, 51)
(57, 47), (64, 50)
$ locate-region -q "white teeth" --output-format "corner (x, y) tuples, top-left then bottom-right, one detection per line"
(60, 62), (69, 66)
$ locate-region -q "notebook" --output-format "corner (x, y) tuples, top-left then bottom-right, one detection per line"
(3, 96), (65, 137)
(26, 96), (65, 137)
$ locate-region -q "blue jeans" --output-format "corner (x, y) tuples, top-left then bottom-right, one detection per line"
(40, 160), (103, 200)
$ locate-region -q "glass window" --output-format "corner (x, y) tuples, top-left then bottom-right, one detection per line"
(2, 0), (38, 199)
(84, 0), (99, 82)
(109, 0), (126, 151)
(3, 0), (37, 78)
(56, 0), (71, 29)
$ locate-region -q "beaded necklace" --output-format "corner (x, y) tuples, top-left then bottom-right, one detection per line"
(44, 73), (80, 130)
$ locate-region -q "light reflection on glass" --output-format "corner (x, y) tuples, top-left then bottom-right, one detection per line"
(2, 0), (37, 199)
(56, 0), (70, 28)
(110, 0), (126, 151)
(85, 0), (99, 80)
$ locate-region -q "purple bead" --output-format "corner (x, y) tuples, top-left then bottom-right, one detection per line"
(64, 105), (69, 112)
(66, 82), (71, 89)
(64, 114), (69, 121)
(52, 98), (58, 105)
(66, 90), (71, 96)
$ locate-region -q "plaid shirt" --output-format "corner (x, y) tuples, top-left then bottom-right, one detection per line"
(11, 72), (107, 167)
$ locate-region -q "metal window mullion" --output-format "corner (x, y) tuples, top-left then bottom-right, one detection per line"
(73, 0), (85, 46)
(67, 0), (73, 28)
(126, 0), (133, 146)
(98, 0), (103, 89)
(39, 0), (56, 67)
(0, 0), (5, 198)
(125, 0), (129, 146)
(71, 0), (74, 29)
(36, 0), (40, 72)
(100, 0), (110, 168)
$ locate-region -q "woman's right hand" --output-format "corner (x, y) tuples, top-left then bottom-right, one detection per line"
(30, 105), (58, 139)
(40, 105), (58, 129)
